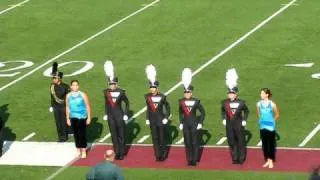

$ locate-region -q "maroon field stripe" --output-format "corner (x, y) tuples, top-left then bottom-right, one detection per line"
(72, 145), (320, 172)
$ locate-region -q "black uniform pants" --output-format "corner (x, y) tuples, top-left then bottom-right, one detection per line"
(183, 124), (199, 162)
(107, 117), (125, 156)
(260, 129), (276, 161)
(150, 124), (165, 159)
(71, 118), (87, 148)
(226, 121), (246, 163)
(53, 106), (68, 141)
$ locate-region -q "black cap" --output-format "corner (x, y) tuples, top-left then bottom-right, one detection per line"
(51, 71), (63, 79)
(108, 77), (118, 85)
(51, 62), (63, 79)
(149, 81), (159, 88)
(184, 85), (194, 93)
(228, 87), (239, 94)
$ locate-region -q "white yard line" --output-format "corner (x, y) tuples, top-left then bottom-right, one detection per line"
(137, 135), (150, 143)
(45, 156), (80, 180)
(284, 62), (314, 67)
(127, 0), (298, 123)
(257, 140), (262, 146)
(0, 0), (160, 92)
(175, 137), (184, 145)
(0, 0), (30, 15)
(21, 132), (36, 141)
(281, 3), (299, 6)
(298, 123), (320, 147)
(216, 137), (227, 145)
(98, 133), (111, 143)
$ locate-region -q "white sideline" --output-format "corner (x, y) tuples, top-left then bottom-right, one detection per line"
(0, 0), (30, 15)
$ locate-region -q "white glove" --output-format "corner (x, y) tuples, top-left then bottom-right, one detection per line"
(123, 115), (128, 121)
(197, 124), (202, 130)
(146, 120), (150, 125)
(242, 120), (247, 126)
(162, 118), (168, 124)
(179, 123), (183, 130)
(49, 107), (53, 112)
(103, 115), (108, 121)
(222, 119), (226, 126)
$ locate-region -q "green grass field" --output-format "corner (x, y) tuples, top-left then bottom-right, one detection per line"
(0, 0), (319, 179)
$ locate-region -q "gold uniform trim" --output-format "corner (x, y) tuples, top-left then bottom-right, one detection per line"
(50, 84), (65, 104)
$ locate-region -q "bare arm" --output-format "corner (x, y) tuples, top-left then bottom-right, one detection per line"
(83, 92), (91, 124)
(256, 103), (260, 119)
(65, 93), (71, 126)
(272, 102), (280, 120)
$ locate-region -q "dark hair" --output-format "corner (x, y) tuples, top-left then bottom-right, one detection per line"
(70, 80), (79, 85)
(261, 88), (272, 98)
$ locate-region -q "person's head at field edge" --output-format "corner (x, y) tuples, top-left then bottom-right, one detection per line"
(227, 87), (238, 100)
(260, 88), (272, 100)
(105, 149), (115, 162)
(70, 80), (80, 92)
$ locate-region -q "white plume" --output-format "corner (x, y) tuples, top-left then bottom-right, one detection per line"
(145, 64), (157, 83)
(182, 68), (192, 90)
(226, 68), (238, 89)
(104, 60), (114, 81)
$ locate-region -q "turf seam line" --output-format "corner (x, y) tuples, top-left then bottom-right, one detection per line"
(0, 0), (30, 15)
(0, 0), (160, 92)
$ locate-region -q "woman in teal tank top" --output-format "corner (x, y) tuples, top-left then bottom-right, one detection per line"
(66, 80), (91, 158)
(256, 88), (280, 169)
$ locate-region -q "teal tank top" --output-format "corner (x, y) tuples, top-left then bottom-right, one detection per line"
(68, 91), (87, 119)
(258, 100), (276, 131)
